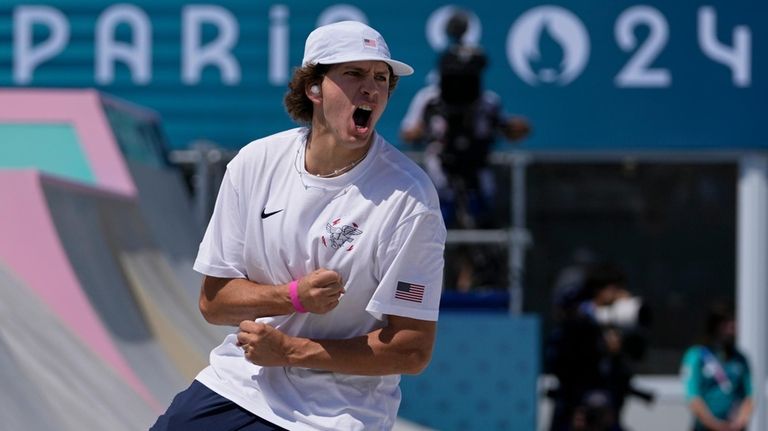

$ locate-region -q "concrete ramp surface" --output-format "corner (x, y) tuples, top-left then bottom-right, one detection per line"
(0, 264), (156, 430)
(0, 170), (229, 418)
(0, 89), (231, 429)
(41, 177), (192, 404)
(0, 170), (158, 408)
(128, 161), (210, 308)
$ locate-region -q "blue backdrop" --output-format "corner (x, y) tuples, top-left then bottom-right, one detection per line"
(399, 313), (540, 431)
(1, 0), (764, 151)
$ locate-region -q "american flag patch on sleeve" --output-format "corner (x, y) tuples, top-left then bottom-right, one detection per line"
(395, 281), (425, 303)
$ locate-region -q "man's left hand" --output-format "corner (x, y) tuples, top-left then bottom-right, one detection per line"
(237, 321), (294, 367)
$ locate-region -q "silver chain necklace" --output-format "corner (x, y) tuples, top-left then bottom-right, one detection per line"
(311, 151), (369, 178)
(294, 142), (370, 179)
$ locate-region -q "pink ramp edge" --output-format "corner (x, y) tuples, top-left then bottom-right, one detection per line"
(0, 170), (160, 410)
(0, 89), (136, 197)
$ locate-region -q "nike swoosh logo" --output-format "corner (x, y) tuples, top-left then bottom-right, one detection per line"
(261, 208), (283, 219)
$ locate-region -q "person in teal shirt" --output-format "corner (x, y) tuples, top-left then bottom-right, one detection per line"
(681, 304), (753, 431)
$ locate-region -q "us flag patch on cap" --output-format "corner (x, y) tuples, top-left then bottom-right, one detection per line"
(363, 38), (377, 48)
(395, 281), (425, 303)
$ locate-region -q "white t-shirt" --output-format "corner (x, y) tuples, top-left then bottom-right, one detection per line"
(193, 128), (446, 431)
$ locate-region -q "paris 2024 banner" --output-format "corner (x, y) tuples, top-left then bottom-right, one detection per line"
(0, 1), (764, 152)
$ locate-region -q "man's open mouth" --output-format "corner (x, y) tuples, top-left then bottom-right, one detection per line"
(353, 105), (373, 129)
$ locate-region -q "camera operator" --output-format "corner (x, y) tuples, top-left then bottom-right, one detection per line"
(400, 9), (530, 291)
(545, 262), (654, 431)
(400, 9), (530, 230)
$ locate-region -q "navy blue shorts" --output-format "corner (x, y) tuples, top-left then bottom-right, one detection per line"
(149, 381), (287, 431)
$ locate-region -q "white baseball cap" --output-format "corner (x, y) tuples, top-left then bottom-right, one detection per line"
(301, 21), (414, 76)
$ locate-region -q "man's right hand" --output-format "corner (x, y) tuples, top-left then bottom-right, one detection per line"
(296, 269), (345, 314)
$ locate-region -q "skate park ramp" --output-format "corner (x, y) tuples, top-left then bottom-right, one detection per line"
(0, 89), (229, 429)
(0, 170), (222, 422)
(0, 89), (136, 196)
(0, 170), (160, 410)
(128, 161), (209, 303)
(0, 264), (156, 431)
(40, 175), (206, 398)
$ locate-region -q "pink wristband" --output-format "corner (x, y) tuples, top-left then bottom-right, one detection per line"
(289, 279), (307, 313)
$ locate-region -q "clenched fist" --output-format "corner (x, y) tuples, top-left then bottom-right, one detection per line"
(237, 321), (291, 367)
(294, 268), (345, 314)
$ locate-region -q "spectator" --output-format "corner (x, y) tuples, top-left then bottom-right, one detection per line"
(545, 263), (620, 431)
(546, 262), (652, 431)
(681, 302), (753, 431)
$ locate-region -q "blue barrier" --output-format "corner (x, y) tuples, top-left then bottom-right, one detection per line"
(399, 312), (540, 431)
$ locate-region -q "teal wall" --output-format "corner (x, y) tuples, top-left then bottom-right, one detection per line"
(0, 123), (96, 183)
(0, 1), (764, 151)
(399, 313), (540, 431)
